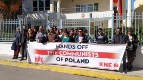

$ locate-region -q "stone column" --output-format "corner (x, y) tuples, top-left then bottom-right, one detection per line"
(108, 0), (114, 28)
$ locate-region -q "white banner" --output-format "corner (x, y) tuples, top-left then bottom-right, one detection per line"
(27, 42), (126, 70)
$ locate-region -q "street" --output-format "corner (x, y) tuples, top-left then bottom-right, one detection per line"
(0, 65), (100, 80)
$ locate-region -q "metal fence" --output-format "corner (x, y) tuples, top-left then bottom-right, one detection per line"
(0, 19), (20, 41)
(0, 13), (143, 43)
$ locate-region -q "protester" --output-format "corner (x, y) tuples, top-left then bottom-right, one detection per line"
(11, 27), (21, 59)
(83, 29), (91, 43)
(112, 27), (129, 73)
(32, 27), (38, 39)
(62, 31), (70, 42)
(75, 29), (88, 43)
(47, 27), (59, 42)
(19, 25), (28, 61)
(35, 26), (47, 43)
(95, 28), (108, 44)
(126, 28), (138, 71)
(69, 29), (75, 42)
(27, 28), (35, 42)
(58, 29), (64, 42)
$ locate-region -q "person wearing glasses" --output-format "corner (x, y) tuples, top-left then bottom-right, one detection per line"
(75, 29), (88, 43)
(95, 28), (108, 44)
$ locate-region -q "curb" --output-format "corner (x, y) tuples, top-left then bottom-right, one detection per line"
(0, 60), (143, 80)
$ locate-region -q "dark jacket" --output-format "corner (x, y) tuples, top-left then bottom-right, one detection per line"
(69, 35), (75, 42)
(15, 32), (20, 46)
(112, 33), (129, 44)
(19, 29), (28, 45)
(127, 34), (138, 50)
(75, 34), (88, 43)
(96, 33), (108, 44)
(11, 32), (20, 50)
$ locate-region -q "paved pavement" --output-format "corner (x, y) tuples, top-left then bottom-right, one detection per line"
(0, 65), (101, 80)
(0, 54), (143, 80)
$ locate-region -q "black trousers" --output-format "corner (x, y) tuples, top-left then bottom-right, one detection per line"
(127, 49), (136, 67)
(21, 44), (27, 59)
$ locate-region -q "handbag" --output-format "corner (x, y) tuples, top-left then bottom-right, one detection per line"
(11, 41), (16, 50)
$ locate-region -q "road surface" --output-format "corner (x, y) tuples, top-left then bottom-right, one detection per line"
(0, 65), (101, 80)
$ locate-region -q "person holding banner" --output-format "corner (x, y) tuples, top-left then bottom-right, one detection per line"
(126, 28), (138, 71)
(112, 27), (129, 73)
(75, 29), (88, 43)
(95, 28), (108, 44)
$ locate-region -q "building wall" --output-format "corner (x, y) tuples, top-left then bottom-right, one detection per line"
(134, 0), (143, 13)
(22, 0), (33, 13)
(61, 0), (110, 13)
(22, 0), (126, 14)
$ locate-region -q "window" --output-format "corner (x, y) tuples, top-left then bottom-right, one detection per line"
(33, 0), (50, 11)
(76, 5), (80, 12)
(94, 3), (98, 11)
(33, 1), (37, 11)
(54, 1), (57, 12)
(76, 3), (98, 12)
(88, 4), (93, 12)
(45, 0), (50, 10)
(39, 0), (44, 11)
(81, 5), (86, 12)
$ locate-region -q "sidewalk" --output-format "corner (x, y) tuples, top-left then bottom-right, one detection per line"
(0, 54), (143, 80)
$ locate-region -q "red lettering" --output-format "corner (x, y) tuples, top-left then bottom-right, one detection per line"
(99, 62), (112, 67)
(35, 56), (43, 63)
(114, 63), (118, 68)
(99, 62), (103, 66)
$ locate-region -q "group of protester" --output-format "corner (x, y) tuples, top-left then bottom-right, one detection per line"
(11, 25), (138, 72)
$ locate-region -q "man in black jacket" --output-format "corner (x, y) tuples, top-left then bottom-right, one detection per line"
(112, 27), (129, 73)
(126, 28), (138, 71)
(19, 25), (28, 61)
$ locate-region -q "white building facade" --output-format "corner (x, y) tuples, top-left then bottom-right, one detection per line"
(21, 0), (132, 28)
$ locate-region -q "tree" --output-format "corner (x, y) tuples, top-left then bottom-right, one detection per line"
(0, 0), (22, 19)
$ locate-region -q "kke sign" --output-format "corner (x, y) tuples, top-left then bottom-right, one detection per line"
(27, 42), (126, 70)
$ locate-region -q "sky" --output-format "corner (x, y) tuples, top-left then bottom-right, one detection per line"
(126, 0), (134, 10)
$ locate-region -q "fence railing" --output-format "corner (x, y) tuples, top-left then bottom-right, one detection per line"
(0, 13), (143, 44)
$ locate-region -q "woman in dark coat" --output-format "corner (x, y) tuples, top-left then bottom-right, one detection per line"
(11, 27), (21, 59)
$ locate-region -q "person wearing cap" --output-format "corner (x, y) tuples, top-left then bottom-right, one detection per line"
(95, 28), (108, 44)
(126, 28), (138, 71)
(75, 29), (88, 43)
